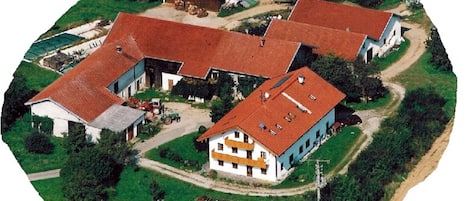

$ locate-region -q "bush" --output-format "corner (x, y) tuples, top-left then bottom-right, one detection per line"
(24, 132), (55, 154)
(198, 125), (207, 134)
(32, 115), (53, 135)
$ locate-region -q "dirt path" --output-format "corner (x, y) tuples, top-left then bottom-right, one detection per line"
(391, 119), (453, 201)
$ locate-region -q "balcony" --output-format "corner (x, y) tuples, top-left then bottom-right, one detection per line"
(211, 150), (267, 169)
(224, 137), (254, 150)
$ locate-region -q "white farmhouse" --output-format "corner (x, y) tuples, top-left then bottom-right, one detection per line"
(197, 67), (346, 182)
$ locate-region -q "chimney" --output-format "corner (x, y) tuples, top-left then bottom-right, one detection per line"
(116, 45), (122, 54)
(260, 37), (265, 47)
(298, 74), (305, 84)
(346, 27), (350, 32)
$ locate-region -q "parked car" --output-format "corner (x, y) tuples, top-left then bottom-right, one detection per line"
(339, 114), (362, 126)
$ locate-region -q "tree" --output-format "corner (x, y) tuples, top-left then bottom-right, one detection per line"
(210, 72), (235, 123)
(1, 73), (37, 132)
(61, 146), (118, 201)
(97, 129), (134, 166)
(237, 75), (266, 98)
(321, 175), (361, 201)
(63, 123), (90, 154)
(24, 131), (54, 154)
(353, 59), (387, 101)
(425, 27), (453, 71)
(310, 54), (360, 101)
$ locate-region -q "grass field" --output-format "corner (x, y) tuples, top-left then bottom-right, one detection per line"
(2, 113), (67, 173)
(15, 61), (60, 92)
(43, 0), (161, 38)
(112, 166), (310, 201)
(274, 126), (363, 188)
(145, 132), (208, 171)
(31, 178), (66, 201)
(395, 50), (457, 118)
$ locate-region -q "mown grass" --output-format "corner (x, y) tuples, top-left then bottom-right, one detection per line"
(112, 166), (309, 201)
(31, 177), (66, 201)
(42, 0), (161, 38)
(274, 126), (362, 188)
(374, 37), (410, 71)
(395, 50), (457, 118)
(2, 113), (67, 173)
(15, 61), (60, 91)
(346, 91), (392, 111)
(145, 132), (207, 171)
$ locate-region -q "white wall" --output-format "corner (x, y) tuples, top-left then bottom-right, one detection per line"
(208, 129), (278, 182)
(377, 16), (402, 57)
(30, 100), (84, 137)
(161, 72), (183, 91)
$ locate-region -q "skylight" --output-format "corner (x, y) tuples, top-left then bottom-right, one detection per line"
(272, 75), (292, 89)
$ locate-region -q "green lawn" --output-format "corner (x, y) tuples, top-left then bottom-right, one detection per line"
(15, 61), (60, 91)
(345, 91), (392, 111)
(145, 132), (207, 171)
(43, 0), (161, 38)
(274, 126), (363, 188)
(31, 178), (67, 201)
(2, 114), (67, 173)
(112, 166), (309, 201)
(374, 37), (410, 71)
(395, 50), (457, 117)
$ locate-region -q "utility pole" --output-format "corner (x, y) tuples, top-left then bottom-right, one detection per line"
(315, 159), (330, 201)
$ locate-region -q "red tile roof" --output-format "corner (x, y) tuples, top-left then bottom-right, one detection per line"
(197, 67), (346, 156)
(105, 13), (301, 78)
(26, 37), (145, 122)
(26, 13), (301, 123)
(288, 0), (394, 40)
(266, 19), (367, 61)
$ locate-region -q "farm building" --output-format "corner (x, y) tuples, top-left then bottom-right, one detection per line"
(197, 67), (346, 182)
(25, 13), (303, 142)
(287, 0), (402, 62)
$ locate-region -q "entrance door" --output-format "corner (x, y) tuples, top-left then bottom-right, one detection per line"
(168, 79), (174, 90)
(247, 166), (253, 177)
(127, 125), (134, 141)
(366, 48), (373, 63)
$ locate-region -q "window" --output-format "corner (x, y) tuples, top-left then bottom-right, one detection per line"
(234, 131), (240, 138)
(275, 123), (283, 130)
(260, 151), (266, 159)
(247, 151), (252, 159)
(316, 130), (320, 139)
(113, 82), (119, 94)
(261, 168), (267, 175)
(306, 139), (310, 148)
(243, 134), (248, 143)
(281, 163), (284, 170)
(217, 143), (223, 151)
(218, 160), (224, 166)
(289, 154), (294, 164)
(299, 145), (303, 154)
(232, 163), (238, 169)
(232, 147), (238, 154)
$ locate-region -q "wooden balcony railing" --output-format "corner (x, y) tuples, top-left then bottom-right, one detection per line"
(224, 137), (254, 150)
(211, 150), (267, 169)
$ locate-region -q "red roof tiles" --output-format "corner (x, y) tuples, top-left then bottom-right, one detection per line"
(266, 19), (367, 61)
(26, 13), (301, 123)
(105, 13), (300, 78)
(26, 37), (144, 122)
(197, 67), (346, 156)
(289, 0), (394, 40)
